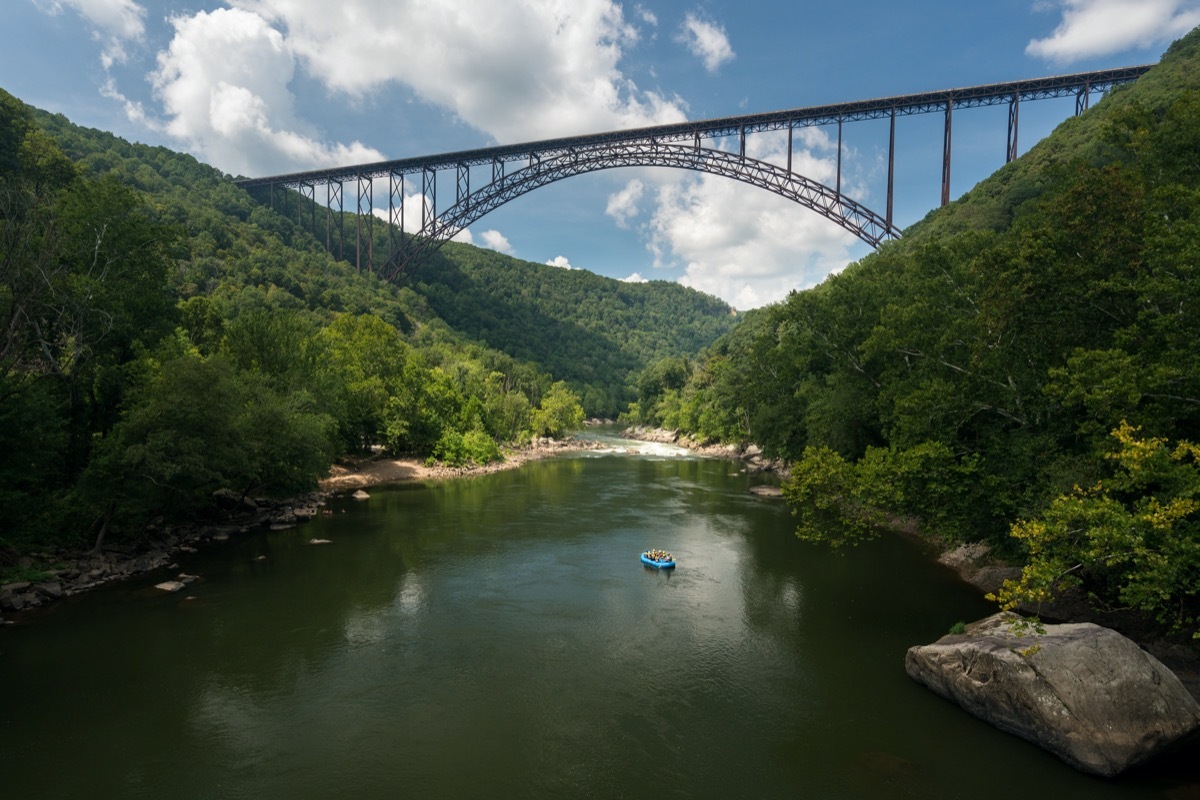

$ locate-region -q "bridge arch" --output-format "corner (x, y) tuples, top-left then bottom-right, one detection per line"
(382, 142), (900, 281)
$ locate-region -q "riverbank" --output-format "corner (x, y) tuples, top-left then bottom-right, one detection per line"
(320, 436), (606, 491)
(620, 425), (1200, 701)
(0, 437), (605, 622)
(619, 425), (791, 477)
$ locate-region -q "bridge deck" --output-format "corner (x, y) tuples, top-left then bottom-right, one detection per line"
(234, 65), (1152, 188)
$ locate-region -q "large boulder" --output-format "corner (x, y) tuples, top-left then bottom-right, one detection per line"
(905, 613), (1200, 776)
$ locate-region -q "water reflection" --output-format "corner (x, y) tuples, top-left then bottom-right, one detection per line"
(1, 447), (1196, 798)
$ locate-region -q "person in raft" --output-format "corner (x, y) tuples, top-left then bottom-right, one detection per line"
(645, 549), (673, 562)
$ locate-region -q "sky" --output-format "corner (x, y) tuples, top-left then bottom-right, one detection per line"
(2, 1), (1197, 309)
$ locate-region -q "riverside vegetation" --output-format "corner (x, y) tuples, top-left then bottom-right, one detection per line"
(4, 24), (1200, 656)
(0, 87), (733, 575)
(624, 28), (1200, 644)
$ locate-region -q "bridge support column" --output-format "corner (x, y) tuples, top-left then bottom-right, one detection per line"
(422, 167), (437, 234)
(887, 107), (896, 229)
(836, 115), (843, 196)
(389, 171), (404, 266)
(1007, 92), (1020, 163)
(299, 181), (315, 235)
(1075, 80), (1091, 115)
(324, 179), (343, 257)
(786, 126), (793, 173)
(356, 174), (373, 273)
(457, 163), (470, 208)
(941, 101), (953, 207)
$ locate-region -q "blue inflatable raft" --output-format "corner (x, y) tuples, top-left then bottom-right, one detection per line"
(641, 551), (676, 569)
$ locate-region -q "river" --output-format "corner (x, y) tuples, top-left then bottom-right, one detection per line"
(1, 433), (1196, 798)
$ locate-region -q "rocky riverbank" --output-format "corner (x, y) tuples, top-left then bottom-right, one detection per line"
(0, 437), (606, 623)
(620, 426), (791, 477)
(620, 426), (1200, 703)
(0, 490), (329, 618)
(935, 540), (1200, 702)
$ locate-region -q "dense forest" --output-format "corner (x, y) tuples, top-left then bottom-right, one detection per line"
(0, 88), (730, 562)
(6, 24), (1200, 645)
(406, 242), (736, 417)
(626, 29), (1200, 638)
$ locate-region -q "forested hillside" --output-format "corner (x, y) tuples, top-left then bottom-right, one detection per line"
(627, 28), (1200, 638)
(2, 88), (729, 560)
(408, 244), (735, 417)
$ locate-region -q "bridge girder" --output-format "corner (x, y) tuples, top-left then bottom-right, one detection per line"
(236, 64), (1155, 279)
(380, 142), (901, 282)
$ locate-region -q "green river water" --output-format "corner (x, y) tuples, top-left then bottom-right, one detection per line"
(2, 434), (1197, 798)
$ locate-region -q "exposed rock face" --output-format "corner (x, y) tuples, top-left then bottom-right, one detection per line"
(905, 613), (1200, 776)
(936, 542), (1022, 596)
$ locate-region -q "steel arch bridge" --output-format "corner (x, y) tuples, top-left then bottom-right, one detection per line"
(393, 143), (899, 282)
(235, 64), (1153, 281)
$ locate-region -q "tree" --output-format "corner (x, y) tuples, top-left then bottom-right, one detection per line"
(990, 423), (1200, 638)
(530, 381), (585, 439)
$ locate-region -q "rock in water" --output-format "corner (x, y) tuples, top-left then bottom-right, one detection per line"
(905, 613), (1200, 776)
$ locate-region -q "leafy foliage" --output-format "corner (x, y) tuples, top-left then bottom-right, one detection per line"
(633, 26), (1200, 636)
(406, 243), (736, 417)
(990, 424), (1200, 637)
(2, 83), (719, 553)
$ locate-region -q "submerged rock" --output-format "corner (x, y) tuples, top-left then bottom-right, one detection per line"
(905, 613), (1200, 776)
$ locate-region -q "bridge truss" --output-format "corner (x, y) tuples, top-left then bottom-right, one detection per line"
(234, 65), (1152, 280)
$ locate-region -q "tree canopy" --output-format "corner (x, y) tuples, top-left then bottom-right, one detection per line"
(624, 27), (1200, 638)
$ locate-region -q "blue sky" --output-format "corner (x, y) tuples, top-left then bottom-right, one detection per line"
(3, 1), (1197, 308)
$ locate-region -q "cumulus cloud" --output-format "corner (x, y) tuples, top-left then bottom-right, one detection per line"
(676, 12), (735, 73)
(150, 8), (384, 175)
(644, 128), (860, 309)
(231, 0), (686, 142)
(1027, 0), (1200, 62)
(546, 255), (578, 270)
(480, 229), (515, 255)
(605, 179), (646, 228)
(55, 0), (855, 307)
(621, 272), (649, 283)
(36, 0), (145, 66)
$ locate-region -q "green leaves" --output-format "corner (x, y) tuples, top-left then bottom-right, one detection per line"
(992, 423), (1200, 637)
(530, 381), (585, 439)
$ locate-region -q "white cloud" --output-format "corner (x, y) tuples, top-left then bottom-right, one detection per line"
(636, 5), (658, 26)
(677, 12), (735, 73)
(546, 255), (578, 270)
(231, 0), (686, 142)
(480, 229), (515, 255)
(149, 8), (384, 176)
(621, 272), (649, 283)
(100, 76), (152, 127)
(605, 179), (646, 228)
(36, 0), (145, 65)
(1027, 0), (1200, 62)
(644, 129), (859, 309)
(74, 0), (852, 309)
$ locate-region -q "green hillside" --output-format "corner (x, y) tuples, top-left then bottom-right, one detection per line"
(633, 27), (1200, 638)
(0, 90), (732, 558)
(409, 242), (735, 416)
